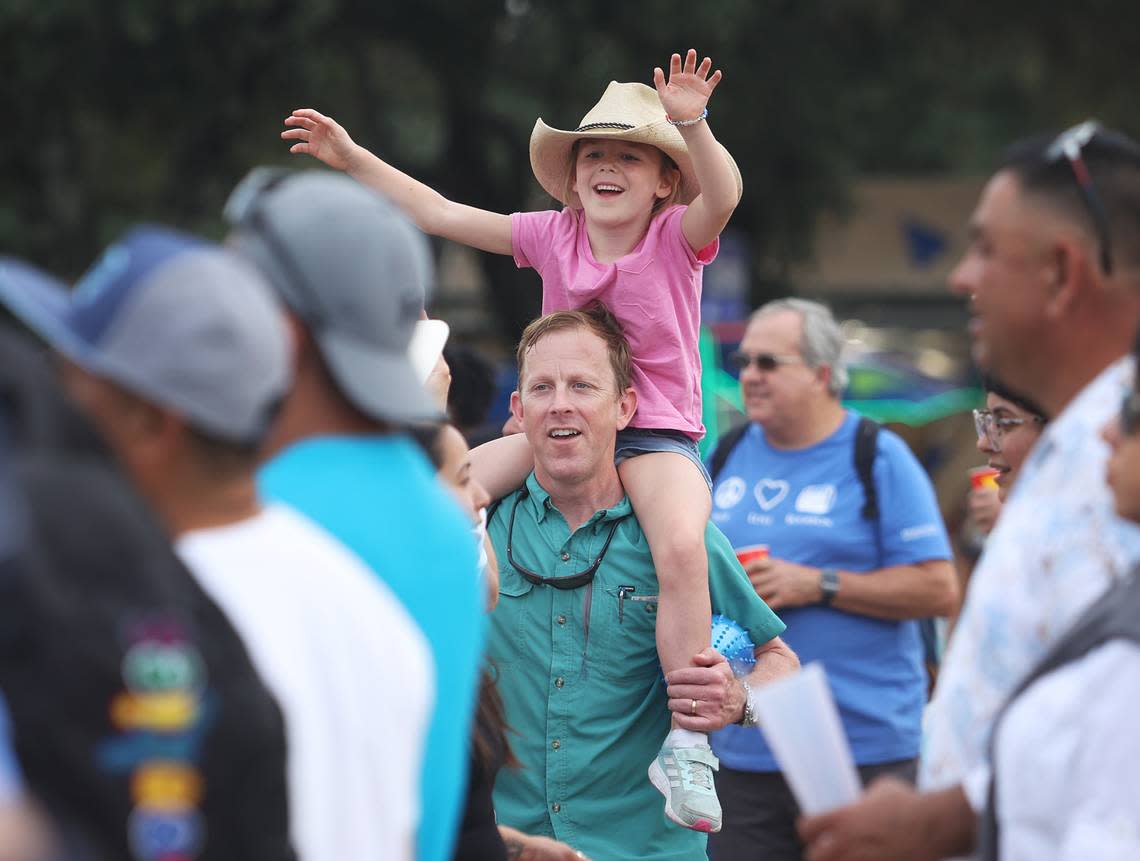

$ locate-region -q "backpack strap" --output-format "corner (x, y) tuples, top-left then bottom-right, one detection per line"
(853, 417), (880, 521)
(979, 569), (1140, 860)
(712, 418), (879, 513)
(708, 422), (750, 484)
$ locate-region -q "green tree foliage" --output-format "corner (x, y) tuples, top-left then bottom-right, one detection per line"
(2, 0), (1138, 335)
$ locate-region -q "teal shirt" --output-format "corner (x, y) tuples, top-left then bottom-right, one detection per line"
(488, 474), (786, 861)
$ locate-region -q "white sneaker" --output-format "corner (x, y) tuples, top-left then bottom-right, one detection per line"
(647, 742), (722, 833)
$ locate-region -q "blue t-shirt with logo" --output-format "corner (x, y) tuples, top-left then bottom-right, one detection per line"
(709, 412), (951, 770)
(260, 435), (483, 861)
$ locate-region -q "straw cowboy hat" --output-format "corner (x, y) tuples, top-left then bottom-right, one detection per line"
(529, 81), (743, 208)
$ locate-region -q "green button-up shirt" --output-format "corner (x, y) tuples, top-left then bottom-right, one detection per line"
(487, 473), (786, 860)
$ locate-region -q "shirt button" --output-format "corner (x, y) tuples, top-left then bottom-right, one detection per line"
(555, 677), (564, 688)
(552, 802), (561, 813)
(560, 551), (570, 561)
(552, 739), (561, 750)
(557, 615), (566, 626)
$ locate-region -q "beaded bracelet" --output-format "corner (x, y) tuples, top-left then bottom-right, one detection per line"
(666, 108), (708, 127)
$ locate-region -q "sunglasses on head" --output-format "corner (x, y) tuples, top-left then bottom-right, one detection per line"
(728, 350), (803, 372)
(224, 168), (318, 319)
(1120, 390), (1140, 436)
(1046, 120), (1114, 275)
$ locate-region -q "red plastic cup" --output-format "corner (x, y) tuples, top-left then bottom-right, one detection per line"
(736, 544), (770, 567)
(969, 466), (1001, 491)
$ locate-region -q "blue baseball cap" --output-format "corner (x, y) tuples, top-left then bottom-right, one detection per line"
(0, 226), (291, 443)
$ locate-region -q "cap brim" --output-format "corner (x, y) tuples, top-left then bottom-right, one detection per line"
(408, 319), (450, 384)
(0, 259), (92, 363)
(317, 329), (444, 425)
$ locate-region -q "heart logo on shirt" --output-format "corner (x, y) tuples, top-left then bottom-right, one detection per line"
(754, 479), (790, 511)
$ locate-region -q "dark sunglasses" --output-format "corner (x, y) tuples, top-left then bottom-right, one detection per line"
(506, 486), (620, 590)
(728, 350), (803, 372)
(1120, 390), (1140, 436)
(1046, 120), (1113, 275)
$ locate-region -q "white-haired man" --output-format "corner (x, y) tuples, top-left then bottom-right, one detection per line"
(706, 298), (957, 861)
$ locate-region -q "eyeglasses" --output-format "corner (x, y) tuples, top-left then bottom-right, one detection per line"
(728, 351), (803, 372)
(1119, 391), (1140, 436)
(973, 408), (1043, 451)
(506, 486), (620, 590)
(1046, 120), (1113, 274)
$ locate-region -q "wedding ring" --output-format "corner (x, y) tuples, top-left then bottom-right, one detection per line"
(690, 698), (698, 715)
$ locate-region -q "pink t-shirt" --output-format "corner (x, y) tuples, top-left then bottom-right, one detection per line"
(510, 204), (717, 439)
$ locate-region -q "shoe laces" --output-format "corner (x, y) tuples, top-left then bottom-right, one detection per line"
(676, 754), (713, 790)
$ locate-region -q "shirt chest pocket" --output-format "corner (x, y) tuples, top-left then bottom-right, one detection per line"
(490, 568), (536, 670)
(590, 584), (664, 682)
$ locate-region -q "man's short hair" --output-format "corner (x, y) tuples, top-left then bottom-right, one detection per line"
(1000, 124), (1140, 271)
(750, 298), (849, 396)
(185, 426), (265, 478)
(105, 376), (271, 478)
(516, 303), (632, 394)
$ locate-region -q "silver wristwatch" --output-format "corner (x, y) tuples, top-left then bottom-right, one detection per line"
(736, 679), (759, 727)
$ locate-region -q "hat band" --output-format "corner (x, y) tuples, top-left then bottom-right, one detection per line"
(574, 122), (634, 132)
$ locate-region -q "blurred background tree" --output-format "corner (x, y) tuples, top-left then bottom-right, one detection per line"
(2, 0), (1138, 339)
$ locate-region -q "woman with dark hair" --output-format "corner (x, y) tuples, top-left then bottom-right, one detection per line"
(969, 375), (1047, 535)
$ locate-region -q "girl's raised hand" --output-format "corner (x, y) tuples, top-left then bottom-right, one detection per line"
(652, 49), (722, 123)
(281, 108), (357, 171)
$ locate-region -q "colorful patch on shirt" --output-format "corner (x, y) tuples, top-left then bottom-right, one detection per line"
(96, 616), (213, 861)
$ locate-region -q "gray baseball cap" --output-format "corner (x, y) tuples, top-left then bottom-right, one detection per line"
(0, 225), (291, 444)
(224, 167), (440, 424)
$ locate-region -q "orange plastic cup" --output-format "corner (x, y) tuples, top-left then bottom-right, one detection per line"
(736, 544), (770, 566)
(969, 466), (1001, 491)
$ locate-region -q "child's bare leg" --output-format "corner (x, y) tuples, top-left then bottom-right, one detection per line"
(620, 451), (712, 688)
(470, 433), (535, 501)
(621, 451), (721, 832)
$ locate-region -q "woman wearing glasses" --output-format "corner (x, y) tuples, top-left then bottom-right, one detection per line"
(969, 377), (1047, 535)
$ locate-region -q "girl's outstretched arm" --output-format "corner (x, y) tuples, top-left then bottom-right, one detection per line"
(283, 108), (513, 255)
(653, 51), (741, 252)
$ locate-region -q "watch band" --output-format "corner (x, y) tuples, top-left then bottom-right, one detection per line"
(736, 679), (759, 727)
(820, 567), (840, 605)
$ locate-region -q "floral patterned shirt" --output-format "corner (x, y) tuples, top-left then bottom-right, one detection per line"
(921, 358), (1140, 825)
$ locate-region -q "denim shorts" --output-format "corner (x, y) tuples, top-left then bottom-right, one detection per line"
(614, 428), (712, 490)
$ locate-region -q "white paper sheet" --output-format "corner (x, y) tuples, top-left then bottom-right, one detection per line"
(750, 661), (862, 814)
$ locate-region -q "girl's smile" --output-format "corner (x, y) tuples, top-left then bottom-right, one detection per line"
(573, 139), (675, 215)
